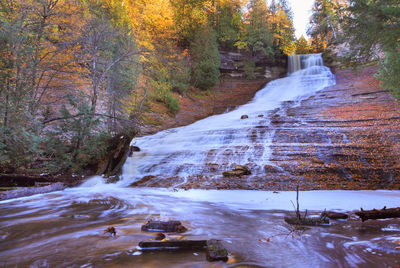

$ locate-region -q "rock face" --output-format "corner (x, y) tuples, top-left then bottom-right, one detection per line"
(130, 67), (400, 191)
(219, 50), (286, 78)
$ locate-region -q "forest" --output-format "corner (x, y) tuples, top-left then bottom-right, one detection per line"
(0, 0), (399, 176)
(1, 0), (400, 266)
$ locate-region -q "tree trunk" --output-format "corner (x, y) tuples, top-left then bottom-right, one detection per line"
(355, 207), (400, 222)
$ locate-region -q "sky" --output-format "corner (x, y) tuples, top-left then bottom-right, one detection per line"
(287, 0), (315, 39)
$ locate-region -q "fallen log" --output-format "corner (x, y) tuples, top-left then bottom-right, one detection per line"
(141, 220), (187, 233)
(138, 240), (207, 251)
(284, 216), (329, 226)
(138, 239), (229, 262)
(321, 211), (348, 220)
(355, 207), (400, 222)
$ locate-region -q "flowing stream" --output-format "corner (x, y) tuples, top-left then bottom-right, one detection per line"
(1, 54), (400, 267)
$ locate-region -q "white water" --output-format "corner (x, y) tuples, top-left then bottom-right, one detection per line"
(109, 53), (335, 186)
(2, 54), (400, 267)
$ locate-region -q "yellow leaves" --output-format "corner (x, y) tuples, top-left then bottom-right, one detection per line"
(125, 0), (174, 51)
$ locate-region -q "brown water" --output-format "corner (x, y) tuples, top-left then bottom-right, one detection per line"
(1, 187), (400, 267)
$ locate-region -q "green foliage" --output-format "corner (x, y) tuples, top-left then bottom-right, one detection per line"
(45, 94), (111, 172)
(190, 26), (220, 90)
(343, 0), (400, 99)
(375, 47), (400, 99)
(246, 0), (274, 56)
(151, 78), (180, 115)
(243, 60), (256, 79)
(165, 94), (180, 115)
(171, 58), (191, 94)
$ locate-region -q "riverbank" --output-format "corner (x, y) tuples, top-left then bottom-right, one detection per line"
(139, 77), (271, 135)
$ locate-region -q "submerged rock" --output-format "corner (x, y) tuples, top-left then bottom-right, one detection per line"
(105, 176), (120, 184)
(206, 239), (228, 262)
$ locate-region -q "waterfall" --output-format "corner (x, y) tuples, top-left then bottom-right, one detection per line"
(288, 54), (324, 74)
(82, 53), (334, 188)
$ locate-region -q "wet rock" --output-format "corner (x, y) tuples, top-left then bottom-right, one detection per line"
(264, 164), (281, 173)
(240, 115), (248, 119)
(141, 220), (187, 233)
(103, 226), (116, 236)
(206, 239), (228, 262)
(130, 175), (156, 187)
(105, 175), (120, 184)
(154, 232), (166, 240)
(258, 114), (264, 117)
(223, 165), (251, 177)
(128, 146), (141, 156)
(321, 211), (348, 220)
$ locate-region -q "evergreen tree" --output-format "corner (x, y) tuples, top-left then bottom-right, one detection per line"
(344, 0), (400, 98)
(246, 0), (274, 56)
(190, 26), (220, 90)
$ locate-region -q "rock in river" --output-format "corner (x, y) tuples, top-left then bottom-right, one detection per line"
(223, 165), (251, 177)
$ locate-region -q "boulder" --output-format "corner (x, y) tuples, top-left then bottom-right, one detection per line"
(240, 115), (248, 119)
(128, 146), (141, 156)
(223, 165), (251, 177)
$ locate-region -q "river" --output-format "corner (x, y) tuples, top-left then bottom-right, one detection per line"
(1, 54), (399, 267)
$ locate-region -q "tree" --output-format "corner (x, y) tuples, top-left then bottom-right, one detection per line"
(246, 0), (274, 56)
(344, 0), (400, 98)
(307, 0), (346, 51)
(268, 0), (296, 55)
(295, 35), (311, 54)
(190, 25), (220, 90)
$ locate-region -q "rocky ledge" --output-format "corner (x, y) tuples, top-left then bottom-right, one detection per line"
(132, 66), (400, 190)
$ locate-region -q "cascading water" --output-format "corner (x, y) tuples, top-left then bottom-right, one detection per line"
(105, 53), (336, 187)
(2, 54), (400, 267)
